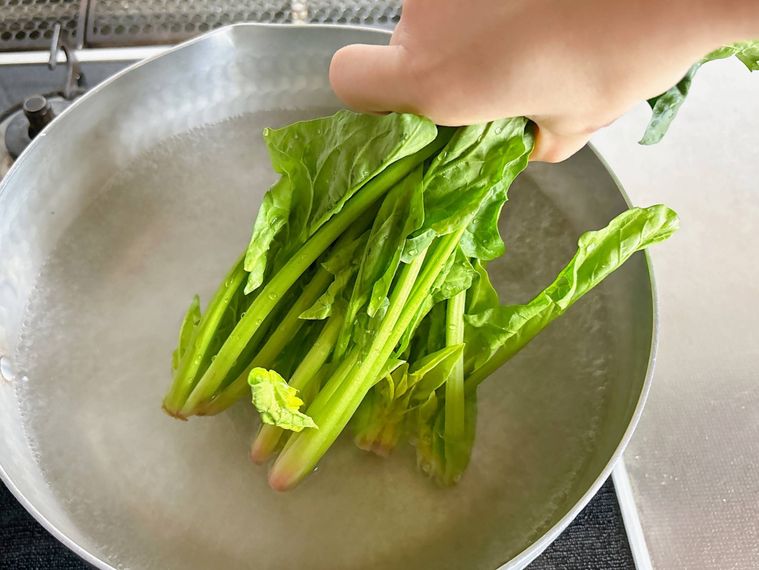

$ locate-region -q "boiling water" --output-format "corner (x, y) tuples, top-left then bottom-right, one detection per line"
(14, 112), (613, 570)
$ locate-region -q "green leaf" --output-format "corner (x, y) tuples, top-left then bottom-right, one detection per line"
(414, 117), (534, 242)
(172, 294), (201, 371)
(244, 111), (437, 293)
(640, 63), (701, 145)
(248, 368), (317, 432)
(465, 205), (679, 379)
(336, 167), (426, 355)
(162, 255), (248, 416)
(352, 298), (389, 354)
(298, 273), (350, 320)
(360, 166), (426, 317)
(401, 229), (436, 264)
(466, 260), (500, 314)
(703, 40), (759, 70)
(641, 40), (759, 145)
(431, 247), (476, 304)
(299, 231), (369, 320)
(459, 181), (510, 261)
(407, 344), (464, 404)
(243, 178), (290, 294)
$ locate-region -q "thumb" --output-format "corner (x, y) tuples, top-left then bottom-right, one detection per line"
(329, 44), (417, 114)
(530, 126), (590, 163)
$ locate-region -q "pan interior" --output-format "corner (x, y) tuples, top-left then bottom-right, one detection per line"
(0, 25), (652, 570)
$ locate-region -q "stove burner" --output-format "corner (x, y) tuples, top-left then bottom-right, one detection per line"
(4, 95), (72, 160)
(23, 95), (56, 139)
(0, 22), (86, 170)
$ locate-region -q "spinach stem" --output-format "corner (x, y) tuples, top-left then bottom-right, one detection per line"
(162, 254), (245, 417)
(444, 290), (466, 442)
(188, 266), (332, 416)
(269, 229), (464, 490)
(250, 309), (344, 463)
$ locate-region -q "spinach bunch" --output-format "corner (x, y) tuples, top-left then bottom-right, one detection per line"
(162, 108), (678, 490)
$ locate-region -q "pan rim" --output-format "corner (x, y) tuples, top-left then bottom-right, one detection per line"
(0, 22), (658, 570)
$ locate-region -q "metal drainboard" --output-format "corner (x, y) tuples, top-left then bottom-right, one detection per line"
(86, 0), (292, 47)
(0, 0), (85, 51)
(0, 0), (400, 52)
(86, 0), (399, 48)
(303, 0), (400, 26)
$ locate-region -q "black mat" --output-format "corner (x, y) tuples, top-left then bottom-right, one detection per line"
(1, 477), (633, 569)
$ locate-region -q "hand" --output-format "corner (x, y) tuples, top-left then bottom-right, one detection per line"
(330, 0), (758, 162)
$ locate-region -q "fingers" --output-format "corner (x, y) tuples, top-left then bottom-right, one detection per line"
(530, 127), (591, 163)
(330, 44), (598, 164)
(329, 44), (418, 114)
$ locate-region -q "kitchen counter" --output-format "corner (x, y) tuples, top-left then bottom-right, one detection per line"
(593, 57), (759, 569)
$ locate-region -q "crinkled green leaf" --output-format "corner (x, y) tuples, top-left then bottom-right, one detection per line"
(465, 205), (679, 375)
(248, 368), (317, 432)
(460, 182), (509, 261)
(244, 111), (437, 293)
(641, 40), (759, 145)
(414, 117), (534, 241)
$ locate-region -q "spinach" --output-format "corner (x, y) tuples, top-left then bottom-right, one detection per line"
(465, 205), (679, 386)
(245, 111), (438, 293)
(641, 40), (759, 144)
(248, 368), (317, 432)
(162, 110), (679, 491)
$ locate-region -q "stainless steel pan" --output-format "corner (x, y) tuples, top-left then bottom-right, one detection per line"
(0, 24), (655, 569)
